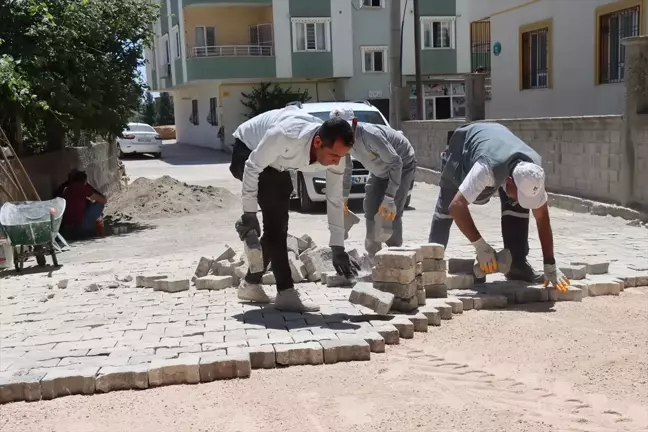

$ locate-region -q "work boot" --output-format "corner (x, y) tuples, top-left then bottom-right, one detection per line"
(237, 280), (271, 303)
(505, 261), (543, 283)
(275, 288), (320, 313)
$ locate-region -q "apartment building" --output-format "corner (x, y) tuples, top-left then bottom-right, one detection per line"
(144, 0), (460, 149)
(455, 0), (647, 118)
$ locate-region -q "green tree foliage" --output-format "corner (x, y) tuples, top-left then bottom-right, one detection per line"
(0, 0), (159, 155)
(141, 91), (156, 125)
(156, 92), (175, 125)
(240, 82), (311, 118)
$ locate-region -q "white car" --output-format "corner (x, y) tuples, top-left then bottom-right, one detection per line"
(117, 122), (163, 158)
(287, 100), (413, 211)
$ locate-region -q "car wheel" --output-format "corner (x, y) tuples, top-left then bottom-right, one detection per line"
(298, 174), (316, 213)
(118, 145), (125, 159)
(153, 152), (162, 159)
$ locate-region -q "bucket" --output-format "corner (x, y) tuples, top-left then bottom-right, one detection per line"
(0, 237), (12, 270)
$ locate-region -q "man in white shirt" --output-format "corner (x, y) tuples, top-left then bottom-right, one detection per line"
(429, 122), (570, 291)
(229, 107), (360, 312)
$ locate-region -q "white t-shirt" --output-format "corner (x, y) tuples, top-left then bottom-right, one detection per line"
(458, 161), (496, 203)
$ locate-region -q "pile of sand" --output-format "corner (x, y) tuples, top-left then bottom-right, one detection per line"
(104, 175), (237, 222)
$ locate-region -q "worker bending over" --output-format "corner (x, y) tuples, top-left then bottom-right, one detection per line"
(330, 106), (416, 256)
(230, 106), (360, 312)
(429, 122), (569, 291)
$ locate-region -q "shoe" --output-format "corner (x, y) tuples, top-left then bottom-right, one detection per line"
(275, 288), (320, 312)
(237, 280), (271, 303)
(505, 262), (543, 283)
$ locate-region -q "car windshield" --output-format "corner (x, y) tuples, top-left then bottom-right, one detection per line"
(126, 124), (156, 133)
(310, 110), (386, 125)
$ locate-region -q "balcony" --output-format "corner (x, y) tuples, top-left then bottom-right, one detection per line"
(186, 44), (276, 80)
(184, 0), (270, 6)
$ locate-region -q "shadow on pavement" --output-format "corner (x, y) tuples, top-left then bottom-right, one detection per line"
(0, 263), (62, 278)
(63, 220), (154, 246)
(232, 308), (362, 332)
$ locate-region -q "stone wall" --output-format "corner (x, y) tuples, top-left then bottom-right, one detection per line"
(402, 115), (647, 209)
(0, 141), (121, 204)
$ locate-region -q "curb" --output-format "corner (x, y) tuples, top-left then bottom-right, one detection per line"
(414, 167), (648, 223)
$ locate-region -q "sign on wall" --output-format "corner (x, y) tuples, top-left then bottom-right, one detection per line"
(493, 41), (502, 56)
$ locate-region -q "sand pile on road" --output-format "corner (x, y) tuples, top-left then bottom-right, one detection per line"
(104, 175), (237, 222)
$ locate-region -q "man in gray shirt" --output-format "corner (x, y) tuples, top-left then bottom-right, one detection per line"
(330, 107), (417, 256)
(230, 108), (360, 312)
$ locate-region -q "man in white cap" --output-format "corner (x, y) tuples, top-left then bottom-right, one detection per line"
(329, 106), (416, 256)
(429, 122), (569, 290)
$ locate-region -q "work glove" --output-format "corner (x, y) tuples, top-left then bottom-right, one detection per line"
(543, 264), (570, 292)
(377, 195), (397, 222)
(472, 238), (498, 274)
(331, 246), (361, 279)
(343, 200), (349, 215)
(234, 212), (261, 241)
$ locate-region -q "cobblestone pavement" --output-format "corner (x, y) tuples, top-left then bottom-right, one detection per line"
(1, 146), (647, 393)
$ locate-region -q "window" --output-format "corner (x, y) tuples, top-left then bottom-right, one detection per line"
(408, 83), (465, 120)
(362, 46), (387, 73)
(362, 0), (383, 8)
(208, 97), (218, 126)
(195, 26), (216, 47)
(596, 2), (642, 84)
(421, 17), (455, 49)
(291, 18), (331, 52)
(519, 19), (552, 90)
(470, 20), (491, 73)
(163, 36), (170, 64)
(126, 123), (157, 133)
(172, 26), (181, 59)
(190, 100), (199, 125)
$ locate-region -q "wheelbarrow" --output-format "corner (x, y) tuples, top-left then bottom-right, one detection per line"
(0, 198), (66, 272)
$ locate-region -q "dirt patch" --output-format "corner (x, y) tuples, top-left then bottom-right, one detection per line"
(104, 175), (237, 223)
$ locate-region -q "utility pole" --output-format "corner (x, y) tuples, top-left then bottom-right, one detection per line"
(390, 0), (402, 129)
(413, 0), (424, 120)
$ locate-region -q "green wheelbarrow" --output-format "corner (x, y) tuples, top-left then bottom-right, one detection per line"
(0, 198), (66, 272)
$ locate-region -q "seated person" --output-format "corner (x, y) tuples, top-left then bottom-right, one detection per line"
(56, 170), (107, 237)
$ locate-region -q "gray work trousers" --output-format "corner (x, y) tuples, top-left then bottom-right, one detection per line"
(363, 161), (417, 256)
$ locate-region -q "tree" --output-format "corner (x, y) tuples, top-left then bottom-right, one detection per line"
(141, 91), (156, 125)
(0, 0), (159, 155)
(240, 82), (311, 118)
(156, 92), (175, 125)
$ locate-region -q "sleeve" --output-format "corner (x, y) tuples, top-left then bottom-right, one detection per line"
(363, 129), (403, 199)
(342, 153), (352, 199)
(84, 184), (95, 198)
(325, 156), (346, 247)
(241, 126), (284, 213)
(458, 162), (495, 204)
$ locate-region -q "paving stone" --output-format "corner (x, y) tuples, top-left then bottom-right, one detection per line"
(443, 297), (464, 314)
(95, 365), (149, 392)
(421, 259), (446, 272)
(299, 247), (334, 281)
(227, 345), (276, 369)
(390, 295), (419, 313)
(425, 300), (452, 320)
(40, 367), (98, 400)
(560, 265), (587, 280)
(385, 246), (422, 262)
(415, 261), (422, 275)
(445, 273), (474, 289)
(478, 281), (519, 304)
(326, 272), (355, 288)
(234, 265), (248, 280)
(193, 257), (213, 279)
(212, 260), (244, 284)
(421, 271), (446, 286)
(478, 294), (508, 309)
(571, 261), (610, 275)
(348, 282), (394, 315)
(369, 323), (400, 344)
(424, 284), (447, 298)
(473, 249), (512, 279)
(289, 257), (307, 283)
(374, 249), (417, 270)
(147, 357), (200, 386)
(372, 279), (418, 298)
(546, 286), (583, 302)
(388, 317), (415, 339)
(136, 275), (167, 288)
(199, 352), (251, 382)
(261, 272), (276, 285)
(153, 278), (190, 293)
(447, 258), (475, 275)
(419, 243), (444, 259)
(274, 342), (324, 366)
(215, 245), (236, 262)
(418, 305), (441, 326)
(454, 294), (474, 311)
(416, 288), (426, 305)
(337, 332), (385, 353)
(0, 372), (44, 403)
(372, 266), (416, 284)
(514, 285), (550, 304)
(405, 312), (428, 332)
(320, 339), (371, 364)
(570, 281), (590, 297)
(195, 275), (233, 291)
(348, 248), (374, 273)
(298, 234), (314, 252)
(585, 279), (622, 296)
(57, 279), (69, 289)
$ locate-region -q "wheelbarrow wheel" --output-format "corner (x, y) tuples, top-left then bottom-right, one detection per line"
(49, 243), (59, 267)
(36, 254), (46, 267)
(12, 246), (23, 272)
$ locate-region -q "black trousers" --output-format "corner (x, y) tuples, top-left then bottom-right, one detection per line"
(230, 139), (294, 291)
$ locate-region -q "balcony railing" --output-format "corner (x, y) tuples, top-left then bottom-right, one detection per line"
(190, 45), (274, 58)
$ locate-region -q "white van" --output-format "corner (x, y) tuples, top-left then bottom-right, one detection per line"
(288, 100), (413, 211)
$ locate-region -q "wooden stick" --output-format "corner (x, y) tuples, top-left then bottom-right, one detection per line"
(0, 127), (36, 200)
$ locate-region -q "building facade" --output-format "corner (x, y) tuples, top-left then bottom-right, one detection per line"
(455, 0), (647, 118)
(144, 0), (460, 149)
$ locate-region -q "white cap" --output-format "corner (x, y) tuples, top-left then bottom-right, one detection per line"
(329, 106), (355, 122)
(512, 162), (547, 209)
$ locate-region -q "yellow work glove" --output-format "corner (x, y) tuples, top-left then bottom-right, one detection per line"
(543, 264), (570, 292)
(377, 196), (397, 222)
(343, 200), (349, 215)
(472, 238), (498, 274)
